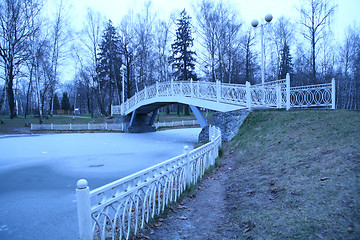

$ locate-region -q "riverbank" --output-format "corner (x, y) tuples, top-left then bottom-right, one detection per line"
(145, 109), (360, 239)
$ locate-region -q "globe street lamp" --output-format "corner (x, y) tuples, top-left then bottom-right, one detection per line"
(251, 13), (273, 85)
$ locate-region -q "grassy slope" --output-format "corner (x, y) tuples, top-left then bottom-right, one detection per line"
(225, 109), (360, 239)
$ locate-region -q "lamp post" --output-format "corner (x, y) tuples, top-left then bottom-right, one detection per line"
(251, 13), (273, 85)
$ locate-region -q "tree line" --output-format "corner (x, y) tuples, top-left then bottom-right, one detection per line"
(0, 0), (359, 122)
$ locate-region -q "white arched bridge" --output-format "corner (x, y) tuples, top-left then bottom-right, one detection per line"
(111, 74), (335, 131)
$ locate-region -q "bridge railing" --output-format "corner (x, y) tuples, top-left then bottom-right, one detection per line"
(110, 74), (335, 116)
(76, 126), (222, 240)
(290, 81), (334, 108)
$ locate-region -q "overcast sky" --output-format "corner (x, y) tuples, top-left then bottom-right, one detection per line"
(50, 0), (359, 82)
(68, 0), (359, 39)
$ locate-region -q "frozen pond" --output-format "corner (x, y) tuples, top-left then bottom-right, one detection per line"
(0, 128), (201, 240)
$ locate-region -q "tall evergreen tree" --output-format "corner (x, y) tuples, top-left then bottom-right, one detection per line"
(279, 42), (293, 79)
(61, 92), (70, 111)
(97, 20), (123, 115)
(170, 9), (197, 81)
(51, 93), (60, 113)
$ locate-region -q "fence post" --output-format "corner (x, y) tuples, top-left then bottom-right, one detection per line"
(183, 146), (191, 186)
(197, 80), (200, 98)
(211, 134), (217, 166)
(51, 123), (53, 130)
(190, 79), (193, 97)
(286, 73), (290, 111)
(246, 81), (252, 110)
(76, 179), (92, 240)
(105, 123), (108, 130)
(156, 81), (159, 97)
(171, 79), (174, 96)
(216, 80), (220, 102)
(276, 83), (281, 108)
(331, 78), (336, 109)
(70, 123), (72, 130)
(88, 123), (90, 130)
(144, 86), (147, 99)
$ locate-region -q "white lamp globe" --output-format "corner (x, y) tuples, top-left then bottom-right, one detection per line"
(251, 19), (259, 27)
(265, 13), (273, 23)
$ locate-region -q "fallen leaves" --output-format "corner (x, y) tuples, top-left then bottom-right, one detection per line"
(177, 205), (191, 211)
(153, 222), (162, 228)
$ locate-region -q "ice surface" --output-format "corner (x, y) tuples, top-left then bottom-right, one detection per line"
(0, 128), (201, 240)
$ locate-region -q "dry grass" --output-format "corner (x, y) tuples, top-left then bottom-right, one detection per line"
(225, 109), (360, 239)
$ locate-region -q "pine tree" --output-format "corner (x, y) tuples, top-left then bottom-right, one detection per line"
(97, 20), (123, 115)
(279, 42), (293, 79)
(170, 9), (197, 81)
(61, 92), (71, 111)
(51, 93), (60, 113)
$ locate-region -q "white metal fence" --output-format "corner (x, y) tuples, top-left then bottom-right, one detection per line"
(30, 121), (198, 131)
(76, 126), (222, 240)
(111, 74), (336, 116)
(30, 123), (126, 131)
(154, 120), (198, 129)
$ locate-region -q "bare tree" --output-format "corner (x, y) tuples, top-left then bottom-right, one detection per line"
(337, 26), (360, 109)
(80, 8), (104, 115)
(134, 1), (156, 89)
(195, 0), (242, 83)
(47, 0), (72, 116)
(240, 27), (258, 84)
(298, 0), (336, 82)
(119, 12), (137, 99)
(0, 0), (40, 118)
(154, 19), (172, 83)
(267, 16), (294, 80)
(195, 0), (218, 82)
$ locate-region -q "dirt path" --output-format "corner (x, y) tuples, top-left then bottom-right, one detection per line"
(141, 148), (237, 240)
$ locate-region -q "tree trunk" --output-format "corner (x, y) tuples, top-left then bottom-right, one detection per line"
(7, 77), (16, 119)
(184, 105), (190, 115)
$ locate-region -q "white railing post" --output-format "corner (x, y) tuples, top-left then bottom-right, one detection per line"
(105, 123), (108, 130)
(211, 134), (217, 166)
(183, 146), (191, 186)
(286, 73), (291, 111)
(70, 123), (72, 130)
(331, 78), (336, 109)
(216, 80), (220, 102)
(246, 81), (252, 110)
(88, 123), (90, 130)
(197, 80), (200, 98)
(190, 79), (193, 97)
(156, 81), (159, 97)
(51, 123), (53, 130)
(276, 83), (281, 108)
(76, 179), (92, 240)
